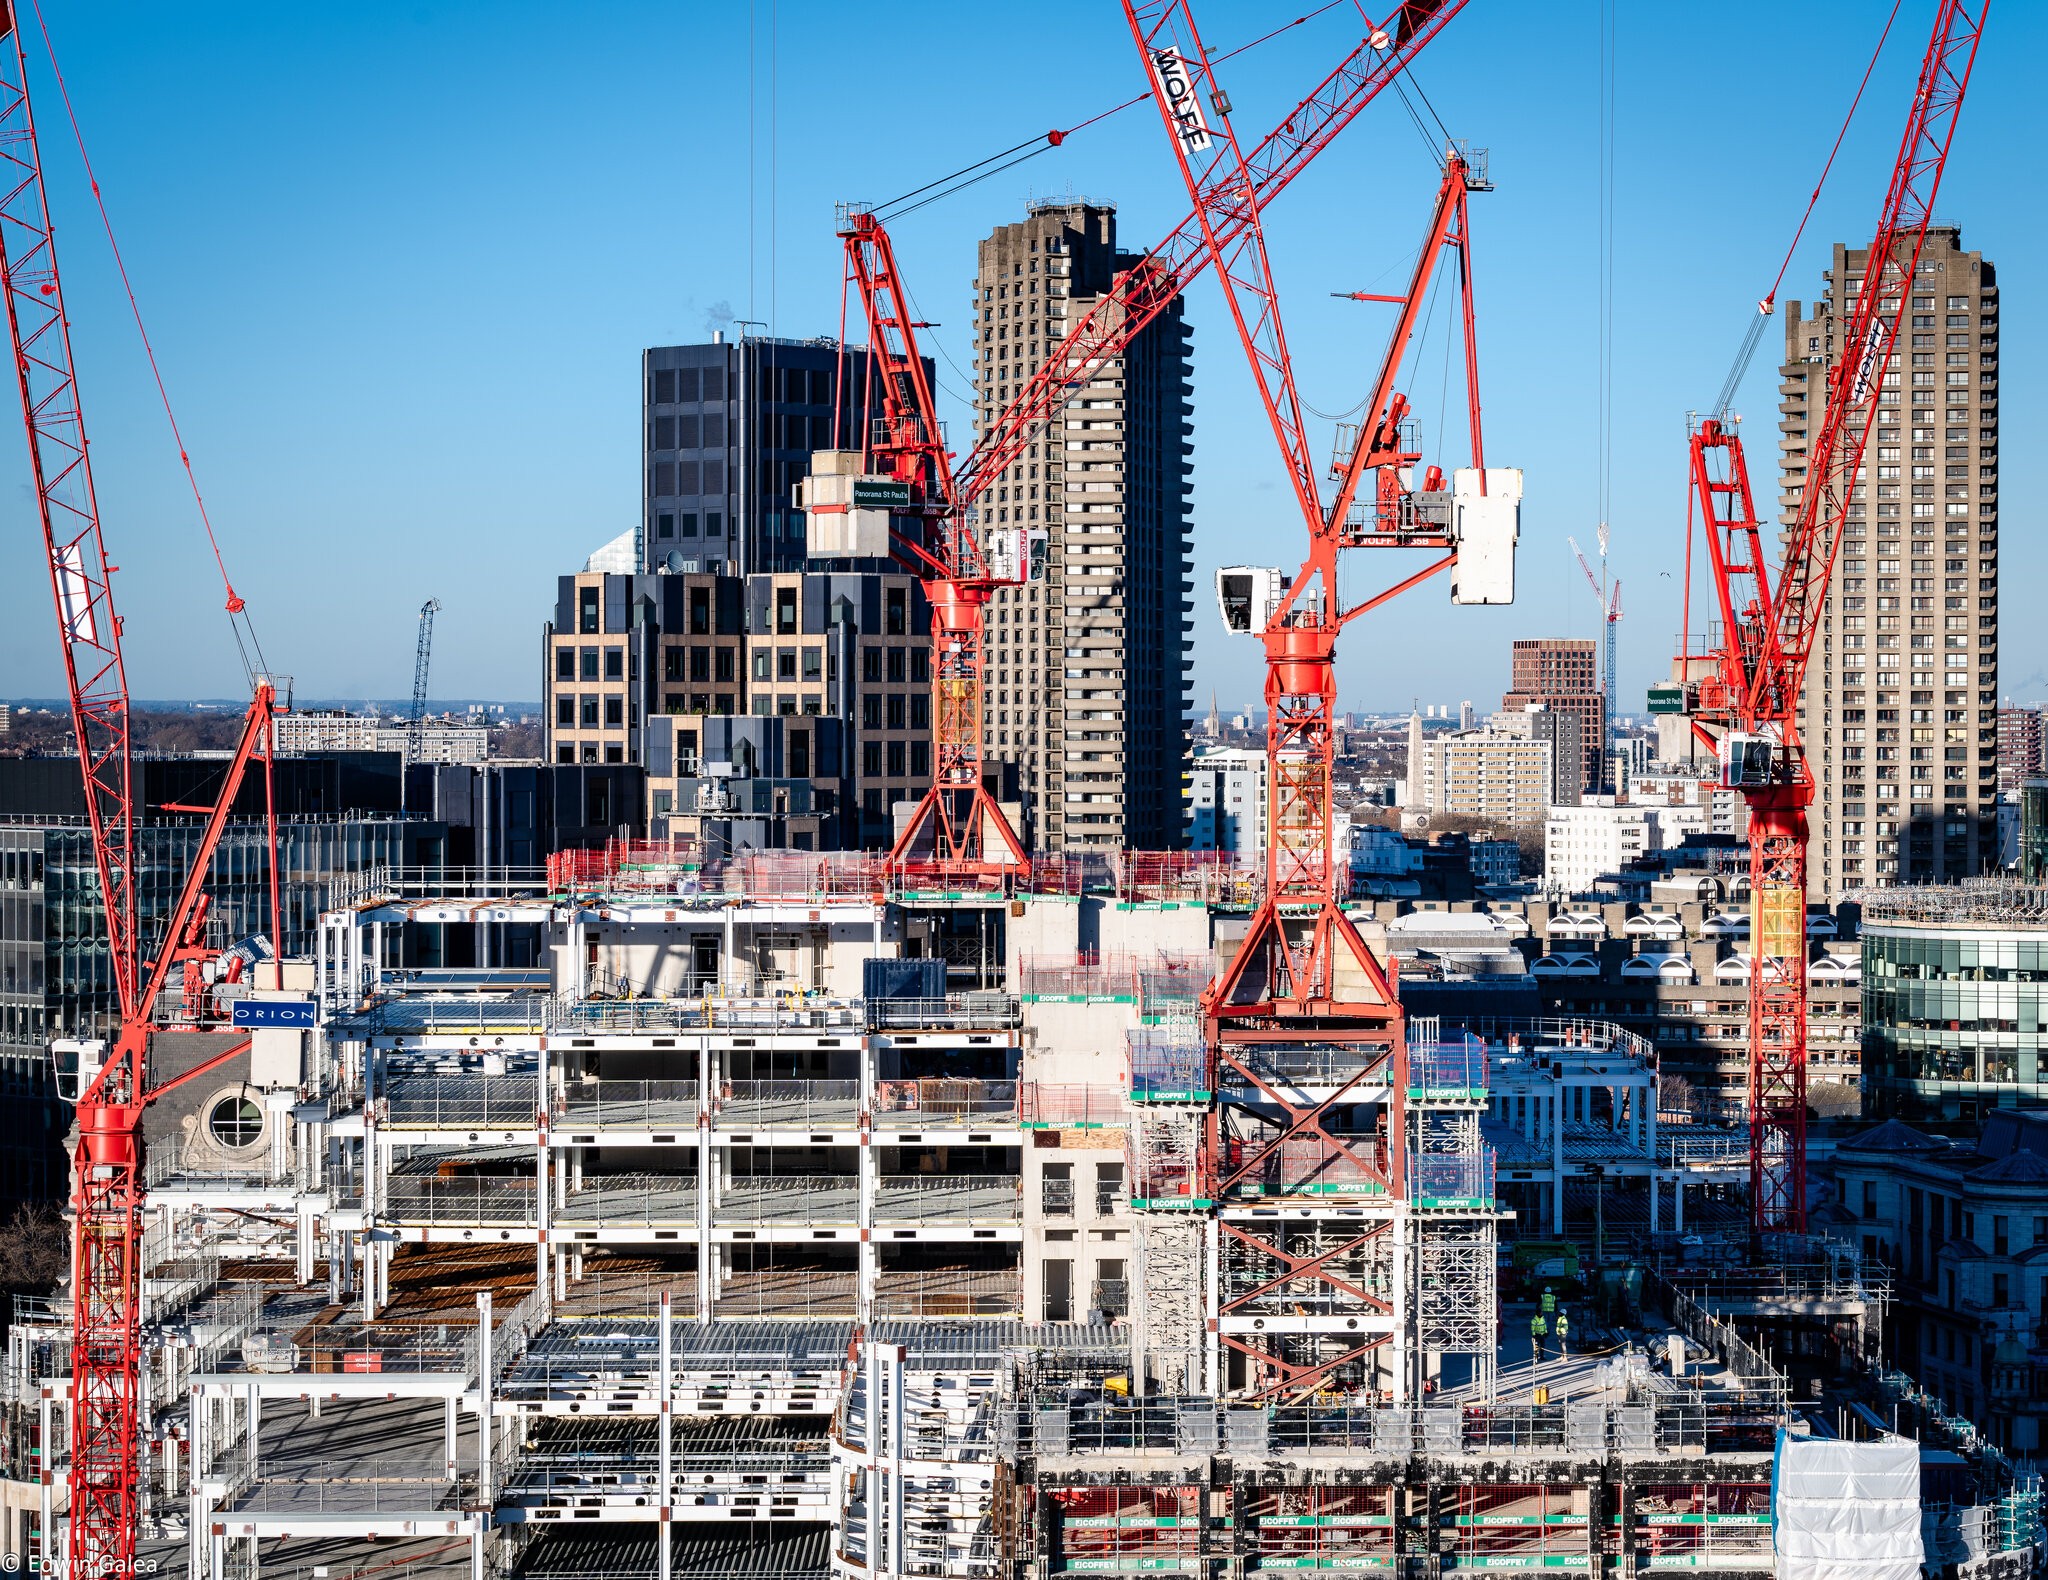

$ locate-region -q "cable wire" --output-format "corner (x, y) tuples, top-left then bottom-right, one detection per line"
(1712, 0), (1904, 415)
(28, 0), (268, 682)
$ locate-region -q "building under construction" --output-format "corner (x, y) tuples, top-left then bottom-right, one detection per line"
(4, 845), (2038, 1579)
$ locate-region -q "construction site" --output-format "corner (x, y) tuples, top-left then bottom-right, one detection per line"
(0, 0), (2036, 1577)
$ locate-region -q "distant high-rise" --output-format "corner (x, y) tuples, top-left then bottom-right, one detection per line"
(1781, 228), (1998, 894)
(974, 201), (1194, 851)
(1997, 704), (2041, 794)
(642, 338), (882, 577)
(1503, 639), (1604, 793)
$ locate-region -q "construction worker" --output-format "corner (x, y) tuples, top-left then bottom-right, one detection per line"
(1530, 1310), (1548, 1361)
(1539, 1286), (1557, 1317)
(1555, 1310), (1570, 1356)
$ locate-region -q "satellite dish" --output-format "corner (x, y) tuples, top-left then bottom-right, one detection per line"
(664, 550), (686, 574)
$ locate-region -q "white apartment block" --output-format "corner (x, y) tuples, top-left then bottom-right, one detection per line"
(1545, 797), (1710, 895)
(1187, 747), (1267, 858)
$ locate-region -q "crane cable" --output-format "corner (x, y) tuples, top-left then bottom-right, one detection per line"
(27, 0), (271, 687)
(1712, 0), (1905, 417)
(872, 0), (1361, 224)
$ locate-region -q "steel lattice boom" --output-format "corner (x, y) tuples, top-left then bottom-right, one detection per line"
(0, 11), (291, 1572)
(1677, 0), (1988, 1233)
(824, 3), (1466, 875)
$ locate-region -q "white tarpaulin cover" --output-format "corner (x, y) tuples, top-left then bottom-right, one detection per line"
(1773, 1431), (1924, 1580)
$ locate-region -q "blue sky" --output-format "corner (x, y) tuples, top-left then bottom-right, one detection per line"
(0, 1), (2037, 712)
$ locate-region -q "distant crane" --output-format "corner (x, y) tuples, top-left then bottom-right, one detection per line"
(408, 598), (440, 762)
(1568, 531), (1621, 790)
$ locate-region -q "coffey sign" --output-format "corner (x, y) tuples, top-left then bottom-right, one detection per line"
(1149, 46), (1212, 156)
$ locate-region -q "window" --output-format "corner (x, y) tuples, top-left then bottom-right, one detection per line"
(752, 650), (772, 682)
(863, 696), (882, 729)
(681, 512), (698, 538)
(556, 697), (575, 728)
(580, 697), (599, 728)
(705, 511), (723, 537)
(886, 587), (907, 634)
(910, 695), (929, 729)
(656, 512), (674, 539)
(663, 649), (683, 683)
(603, 696), (624, 728)
(887, 695), (906, 731)
(791, 729), (810, 778)
(690, 587), (711, 634)
(777, 647), (797, 681)
(862, 742), (882, 776)
(776, 587), (799, 633)
(604, 648), (625, 681)
(580, 647), (599, 681)
(887, 741), (906, 776)
(689, 647), (710, 683)
(579, 586), (600, 634)
(208, 1095), (264, 1151)
(801, 646), (821, 680)
(887, 647), (907, 683)
(911, 649), (929, 683)
(910, 740), (929, 777)
(862, 649), (882, 683)
(555, 648), (574, 682)
(715, 648), (735, 683)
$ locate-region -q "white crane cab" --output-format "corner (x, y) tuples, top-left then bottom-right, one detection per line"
(52, 1037), (106, 1105)
(1217, 567), (1286, 635)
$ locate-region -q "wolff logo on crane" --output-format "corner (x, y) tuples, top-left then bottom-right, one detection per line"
(1149, 46), (1212, 155)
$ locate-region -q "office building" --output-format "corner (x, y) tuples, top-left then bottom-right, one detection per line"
(1186, 747), (1266, 858)
(1782, 228), (1998, 895)
(975, 201), (1194, 851)
(542, 566), (930, 848)
(1859, 881), (2048, 1122)
(1503, 638), (1605, 793)
(1998, 704), (2042, 792)
(641, 337), (882, 577)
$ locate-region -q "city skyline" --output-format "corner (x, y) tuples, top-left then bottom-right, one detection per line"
(0, 3), (2036, 717)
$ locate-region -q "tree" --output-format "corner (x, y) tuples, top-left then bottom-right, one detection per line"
(0, 1202), (67, 1314)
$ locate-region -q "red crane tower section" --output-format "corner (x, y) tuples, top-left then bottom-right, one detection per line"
(0, 11), (290, 1574)
(816, 1), (1468, 876)
(1678, 0), (1986, 1233)
(1127, 0), (1493, 1398)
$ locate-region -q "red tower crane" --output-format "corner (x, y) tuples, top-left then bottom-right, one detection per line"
(1125, 0), (1503, 1398)
(1674, 0), (1987, 1233)
(810, 1), (1469, 875)
(0, 12), (289, 1573)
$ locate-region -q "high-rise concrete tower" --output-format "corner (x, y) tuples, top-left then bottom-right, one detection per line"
(1780, 228), (1998, 894)
(973, 202), (1194, 851)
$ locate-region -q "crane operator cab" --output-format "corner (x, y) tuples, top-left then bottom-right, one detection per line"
(1719, 730), (1780, 790)
(53, 1037), (106, 1105)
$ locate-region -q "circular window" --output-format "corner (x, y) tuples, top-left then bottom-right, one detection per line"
(207, 1096), (264, 1151)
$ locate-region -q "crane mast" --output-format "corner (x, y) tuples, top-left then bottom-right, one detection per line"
(810, 3), (1467, 875)
(1127, 0), (1504, 1399)
(0, 10), (291, 1572)
(1675, 0), (1987, 1233)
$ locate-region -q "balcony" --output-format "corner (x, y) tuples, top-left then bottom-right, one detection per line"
(871, 1267), (1022, 1319)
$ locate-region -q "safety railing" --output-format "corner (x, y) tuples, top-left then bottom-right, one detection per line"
(1088, 1279), (1128, 1318)
(873, 1175), (1021, 1222)
(1219, 1042), (1395, 1091)
(867, 995), (1022, 1031)
(143, 1136), (278, 1190)
(557, 1079), (700, 1130)
(1020, 1083), (1127, 1128)
(874, 1078), (1019, 1122)
(712, 1268), (860, 1319)
(718, 1176), (860, 1224)
(381, 1174), (538, 1226)
(384, 1074), (543, 1129)
(871, 1268), (1023, 1319)
(1410, 1034), (1489, 1100)
(1128, 1031), (1208, 1103)
(555, 1176), (701, 1228)
(713, 1079), (857, 1129)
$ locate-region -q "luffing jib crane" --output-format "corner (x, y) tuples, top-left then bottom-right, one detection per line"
(0, 10), (290, 1573)
(1128, 0), (1509, 1020)
(1670, 0), (1987, 1233)
(1126, 0), (1512, 1402)
(800, 0), (1471, 876)
(408, 596), (441, 762)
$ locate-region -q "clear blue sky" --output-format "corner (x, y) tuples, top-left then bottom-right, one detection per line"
(0, 1), (2038, 712)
